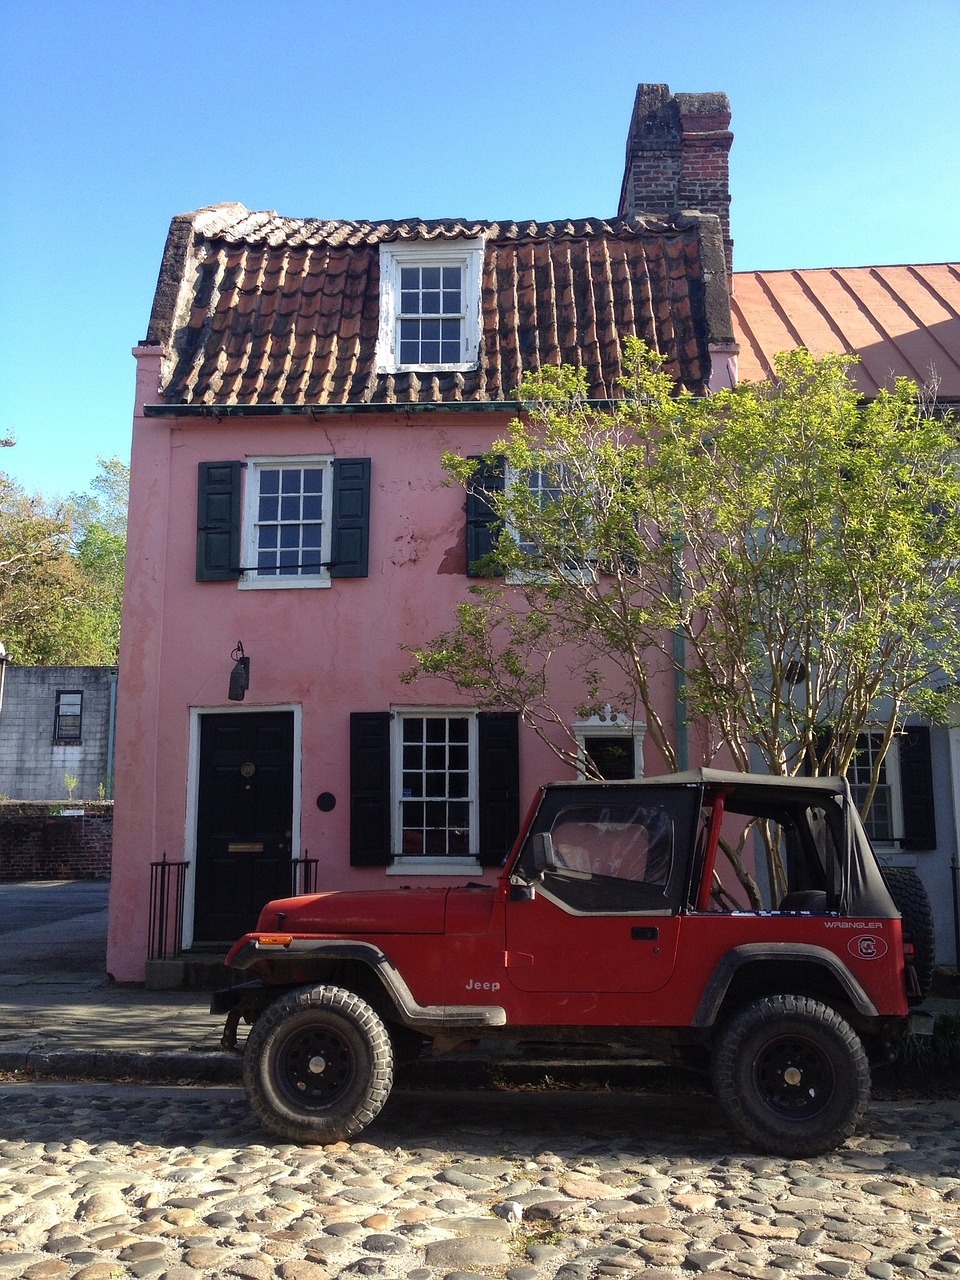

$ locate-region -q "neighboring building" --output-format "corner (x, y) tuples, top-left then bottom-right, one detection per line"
(0, 665), (118, 801)
(108, 86), (738, 982)
(731, 263), (960, 967)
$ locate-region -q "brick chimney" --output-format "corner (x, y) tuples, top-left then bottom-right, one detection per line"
(618, 84), (733, 276)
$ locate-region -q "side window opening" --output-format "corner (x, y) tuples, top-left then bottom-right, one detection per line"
(702, 794), (839, 914)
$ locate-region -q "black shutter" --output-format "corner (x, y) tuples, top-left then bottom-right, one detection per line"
(350, 712), (392, 865)
(330, 458), (371, 578)
(197, 461), (242, 581)
(466, 455), (505, 578)
(899, 726), (937, 850)
(477, 711), (520, 865)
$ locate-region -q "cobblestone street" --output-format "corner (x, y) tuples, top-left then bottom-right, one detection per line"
(0, 1082), (958, 1280)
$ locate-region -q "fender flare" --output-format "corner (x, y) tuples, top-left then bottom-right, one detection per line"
(225, 937), (506, 1030)
(692, 943), (879, 1028)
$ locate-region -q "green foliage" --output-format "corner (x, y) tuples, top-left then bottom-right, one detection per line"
(0, 456), (128, 665)
(410, 341), (960, 789)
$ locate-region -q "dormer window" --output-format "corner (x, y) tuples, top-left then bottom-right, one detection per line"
(376, 238), (484, 373)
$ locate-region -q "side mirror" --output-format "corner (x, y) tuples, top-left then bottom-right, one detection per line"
(531, 831), (559, 874)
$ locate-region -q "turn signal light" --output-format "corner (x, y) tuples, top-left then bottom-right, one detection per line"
(257, 935), (293, 948)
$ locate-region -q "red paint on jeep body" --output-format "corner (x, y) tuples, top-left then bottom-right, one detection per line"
(227, 771), (914, 1037)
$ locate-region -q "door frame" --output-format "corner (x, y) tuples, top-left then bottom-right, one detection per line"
(183, 703), (302, 950)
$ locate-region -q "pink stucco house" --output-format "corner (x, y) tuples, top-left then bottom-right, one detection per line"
(108, 84), (738, 982)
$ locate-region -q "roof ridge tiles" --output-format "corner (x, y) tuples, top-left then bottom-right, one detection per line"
(196, 211), (703, 249)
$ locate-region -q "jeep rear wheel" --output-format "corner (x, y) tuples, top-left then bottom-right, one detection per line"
(243, 985), (394, 1143)
(711, 994), (870, 1156)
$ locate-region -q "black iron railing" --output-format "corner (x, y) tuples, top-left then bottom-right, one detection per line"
(291, 858), (319, 896)
(148, 854), (189, 961)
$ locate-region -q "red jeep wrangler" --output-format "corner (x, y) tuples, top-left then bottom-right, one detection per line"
(216, 769), (934, 1156)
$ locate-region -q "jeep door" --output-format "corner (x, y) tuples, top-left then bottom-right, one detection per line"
(504, 789), (691, 994)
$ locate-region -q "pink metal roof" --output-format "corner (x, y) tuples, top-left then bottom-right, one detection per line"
(731, 264), (960, 399)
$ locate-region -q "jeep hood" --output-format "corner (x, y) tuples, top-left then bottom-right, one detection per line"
(256, 888), (450, 935)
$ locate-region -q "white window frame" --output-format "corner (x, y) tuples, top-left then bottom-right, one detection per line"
(850, 729), (904, 847)
(240, 455), (333, 591)
(574, 708), (646, 780)
(387, 708), (481, 875)
(376, 238), (484, 374)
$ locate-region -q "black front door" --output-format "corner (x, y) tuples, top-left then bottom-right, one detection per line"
(193, 711), (295, 944)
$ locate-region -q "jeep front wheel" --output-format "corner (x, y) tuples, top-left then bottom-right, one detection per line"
(243, 985), (394, 1143)
(711, 994), (870, 1156)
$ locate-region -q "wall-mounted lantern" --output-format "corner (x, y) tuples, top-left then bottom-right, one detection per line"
(229, 641), (250, 701)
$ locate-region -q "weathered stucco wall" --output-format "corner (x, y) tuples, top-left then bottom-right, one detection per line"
(109, 349), (680, 981)
(0, 666), (116, 801)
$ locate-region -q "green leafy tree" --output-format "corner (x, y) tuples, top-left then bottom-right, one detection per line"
(410, 344), (960, 808)
(0, 456), (128, 665)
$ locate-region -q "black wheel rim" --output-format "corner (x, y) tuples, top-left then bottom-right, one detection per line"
(753, 1034), (835, 1119)
(275, 1024), (357, 1111)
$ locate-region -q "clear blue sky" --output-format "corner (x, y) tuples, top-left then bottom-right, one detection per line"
(2, 0), (958, 500)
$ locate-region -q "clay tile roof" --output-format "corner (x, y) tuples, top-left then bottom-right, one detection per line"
(732, 264), (960, 400)
(145, 204), (733, 407)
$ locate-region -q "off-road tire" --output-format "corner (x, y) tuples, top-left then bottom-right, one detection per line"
(243, 985), (394, 1143)
(883, 866), (936, 1002)
(711, 994), (871, 1156)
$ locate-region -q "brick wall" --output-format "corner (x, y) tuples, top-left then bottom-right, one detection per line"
(618, 84), (734, 276)
(0, 801), (113, 880)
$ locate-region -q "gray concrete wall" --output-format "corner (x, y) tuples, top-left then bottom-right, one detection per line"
(0, 667), (116, 801)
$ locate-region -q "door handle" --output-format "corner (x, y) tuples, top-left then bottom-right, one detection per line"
(631, 926), (659, 940)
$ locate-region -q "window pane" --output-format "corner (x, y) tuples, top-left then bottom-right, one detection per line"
(426, 720), (446, 743)
(421, 340), (440, 362)
(255, 464), (326, 578)
(400, 290), (419, 314)
(400, 267), (419, 289)
(397, 714), (475, 857)
(421, 267), (441, 290)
